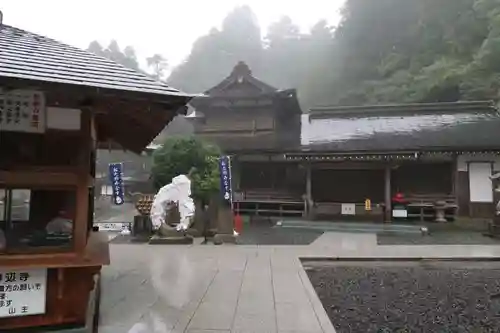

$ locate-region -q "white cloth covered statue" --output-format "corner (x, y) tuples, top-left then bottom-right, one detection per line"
(150, 174), (195, 231)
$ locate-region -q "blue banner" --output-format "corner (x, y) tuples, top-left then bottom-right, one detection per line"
(218, 156), (232, 203)
(108, 163), (125, 205)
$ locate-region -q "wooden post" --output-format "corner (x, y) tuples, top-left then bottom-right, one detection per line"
(384, 164), (391, 222)
(451, 154), (457, 195)
(75, 108), (92, 254)
(232, 158), (241, 191)
(305, 162), (312, 218)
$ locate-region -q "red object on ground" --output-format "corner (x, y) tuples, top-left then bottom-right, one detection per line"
(392, 192), (408, 204)
(234, 202), (243, 233)
(234, 214), (243, 233)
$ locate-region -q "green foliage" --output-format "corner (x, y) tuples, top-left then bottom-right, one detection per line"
(167, 6), (263, 93)
(89, 1), (500, 107)
(166, 0), (500, 107)
(166, 7), (334, 110)
(313, 0), (500, 105)
(151, 137), (221, 203)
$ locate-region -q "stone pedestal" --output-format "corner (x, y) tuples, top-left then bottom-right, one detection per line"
(434, 201), (447, 223)
(213, 205), (236, 245)
(148, 223), (194, 245)
(149, 234), (193, 245)
(207, 196), (219, 230)
(186, 201), (204, 237)
(132, 215), (153, 236)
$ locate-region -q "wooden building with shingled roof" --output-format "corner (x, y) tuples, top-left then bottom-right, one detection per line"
(0, 13), (193, 331)
(188, 61), (500, 222)
(292, 101), (500, 221)
(189, 61), (305, 217)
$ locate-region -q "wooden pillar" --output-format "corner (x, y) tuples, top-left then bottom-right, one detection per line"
(384, 164), (392, 222)
(305, 162), (312, 218)
(232, 157), (241, 191)
(451, 154), (458, 196)
(75, 109), (92, 254)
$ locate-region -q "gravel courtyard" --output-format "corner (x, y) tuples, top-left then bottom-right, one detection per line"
(305, 260), (500, 333)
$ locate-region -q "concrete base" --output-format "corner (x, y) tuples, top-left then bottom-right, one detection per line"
(158, 224), (187, 237)
(207, 228), (217, 237)
(149, 235), (194, 245)
(186, 228), (202, 238)
(213, 233), (237, 245)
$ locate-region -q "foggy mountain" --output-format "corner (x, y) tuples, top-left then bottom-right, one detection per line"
(88, 0), (500, 111)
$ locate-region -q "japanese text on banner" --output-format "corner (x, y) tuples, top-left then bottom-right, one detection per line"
(218, 156), (232, 203)
(108, 163), (125, 205)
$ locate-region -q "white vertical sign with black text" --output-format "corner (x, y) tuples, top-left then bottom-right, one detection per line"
(0, 268), (47, 318)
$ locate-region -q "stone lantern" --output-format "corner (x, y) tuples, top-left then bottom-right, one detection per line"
(434, 200), (448, 223)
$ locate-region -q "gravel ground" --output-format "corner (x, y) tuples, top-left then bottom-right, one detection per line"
(237, 224), (323, 245)
(305, 261), (500, 333)
(378, 230), (500, 245)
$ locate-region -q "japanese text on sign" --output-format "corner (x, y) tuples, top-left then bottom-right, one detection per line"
(0, 90), (46, 133)
(218, 156), (232, 203)
(0, 269), (47, 318)
(108, 163), (125, 205)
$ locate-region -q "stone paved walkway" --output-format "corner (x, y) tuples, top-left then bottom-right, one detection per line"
(98, 232), (500, 333)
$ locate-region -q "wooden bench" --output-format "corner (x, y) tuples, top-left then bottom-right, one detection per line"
(405, 194), (458, 222)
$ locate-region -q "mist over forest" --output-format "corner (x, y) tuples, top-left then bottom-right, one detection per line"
(88, 0), (500, 109)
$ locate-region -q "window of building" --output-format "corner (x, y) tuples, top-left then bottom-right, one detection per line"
(0, 187), (76, 254)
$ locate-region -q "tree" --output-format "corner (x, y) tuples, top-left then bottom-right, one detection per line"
(265, 16), (301, 48)
(166, 7), (335, 110)
(151, 137), (221, 204)
(87, 40), (140, 71)
(306, 0), (500, 105)
(147, 54), (168, 81)
(87, 40), (104, 55)
(167, 5), (264, 93)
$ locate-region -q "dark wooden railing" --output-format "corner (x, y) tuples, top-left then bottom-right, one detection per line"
(233, 189), (305, 217)
(405, 193), (458, 221)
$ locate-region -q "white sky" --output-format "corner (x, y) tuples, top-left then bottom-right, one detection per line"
(0, 0), (344, 70)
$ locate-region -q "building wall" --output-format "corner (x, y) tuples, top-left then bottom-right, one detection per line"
(237, 161), (304, 195)
(392, 162), (452, 195)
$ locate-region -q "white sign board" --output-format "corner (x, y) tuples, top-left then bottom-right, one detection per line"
(46, 107), (81, 130)
(96, 222), (127, 232)
(341, 203), (356, 215)
(0, 268), (47, 318)
(469, 163), (493, 203)
(392, 209), (408, 218)
(0, 90), (46, 133)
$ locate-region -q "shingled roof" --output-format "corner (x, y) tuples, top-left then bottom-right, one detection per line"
(0, 24), (191, 98)
(301, 101), (500, 153)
